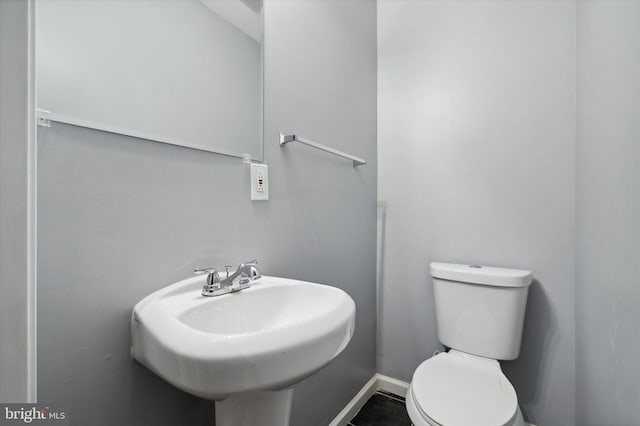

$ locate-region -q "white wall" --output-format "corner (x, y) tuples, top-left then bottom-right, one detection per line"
(377, 1), (576, 424)
(0, 0), (37, 403)
(576, 1), (640, 424)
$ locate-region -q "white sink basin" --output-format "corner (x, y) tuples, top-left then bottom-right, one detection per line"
(131, 274), (355, 423)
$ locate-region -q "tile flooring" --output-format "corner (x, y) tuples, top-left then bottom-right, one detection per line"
(348, 390), (412, 426)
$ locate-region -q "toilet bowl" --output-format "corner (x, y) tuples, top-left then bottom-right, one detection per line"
(406, 350), (524, 426)
(406, 262), (532, 426)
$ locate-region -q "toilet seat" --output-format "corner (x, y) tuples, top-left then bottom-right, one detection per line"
(408, 350), (518, 426)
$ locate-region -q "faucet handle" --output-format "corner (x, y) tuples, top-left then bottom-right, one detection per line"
(194, 266), (218, 275)
(225, 265), (233, 278)
(194, 266), (221, 286)
(238, 259), (262, 280)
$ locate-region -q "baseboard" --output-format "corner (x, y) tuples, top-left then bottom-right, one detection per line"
(328, 374), (378, 426)
(328, 372), (537, 426)
(328, 373), (408, 426)
(374, 373), (410, 397)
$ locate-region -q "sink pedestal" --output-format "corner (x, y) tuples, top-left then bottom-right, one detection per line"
(215, 389), (294, 426)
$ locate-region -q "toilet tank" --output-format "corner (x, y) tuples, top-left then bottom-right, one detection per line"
(431, 262), (532, 360)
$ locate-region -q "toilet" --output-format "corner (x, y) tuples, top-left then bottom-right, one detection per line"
(406, 262), (532, 426)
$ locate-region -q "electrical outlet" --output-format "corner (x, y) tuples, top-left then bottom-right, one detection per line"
(250, 163), (269, 201)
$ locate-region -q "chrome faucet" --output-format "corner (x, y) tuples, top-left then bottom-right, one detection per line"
(194, 259), (262, 297)
(194, 266), (221, 296)
(221, 259), (262, 286)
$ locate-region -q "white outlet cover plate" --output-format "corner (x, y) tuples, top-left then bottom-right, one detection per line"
(250, 163), (269, 201)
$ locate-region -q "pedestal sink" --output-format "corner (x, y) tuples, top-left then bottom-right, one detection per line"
(131, 275), (356, 426)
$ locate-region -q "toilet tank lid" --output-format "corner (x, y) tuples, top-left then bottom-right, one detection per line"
(430, 262), (532, 288)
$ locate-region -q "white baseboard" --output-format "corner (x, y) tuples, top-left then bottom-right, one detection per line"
(375, 373), (410, 397)
(328, 372), (537, 426)
(328, 373), (408, 426)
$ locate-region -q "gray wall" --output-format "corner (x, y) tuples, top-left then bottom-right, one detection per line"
(37, 1), (377, 425)
(576, 1), (640, 424)
(377, 1), (576, 425)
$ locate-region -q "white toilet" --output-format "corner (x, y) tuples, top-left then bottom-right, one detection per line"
(406, 262), (532, 426)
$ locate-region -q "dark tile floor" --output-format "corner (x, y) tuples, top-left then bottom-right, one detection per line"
(349, 390), (412, 426)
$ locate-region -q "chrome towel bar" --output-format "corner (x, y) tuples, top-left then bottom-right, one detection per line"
(279, 132), (366, 167)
